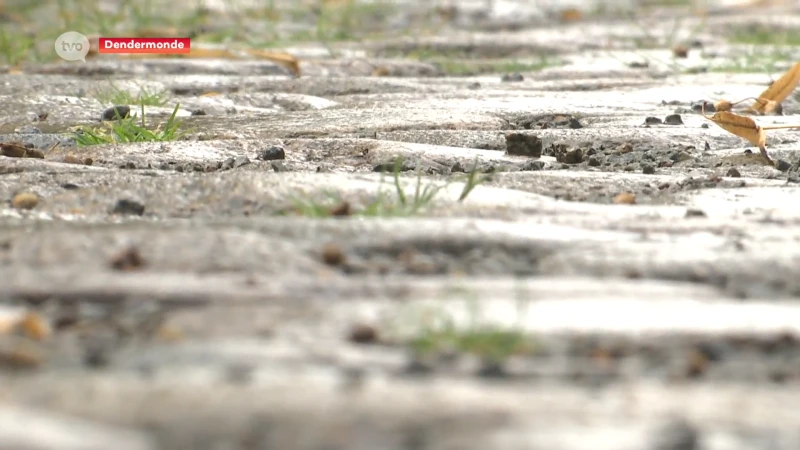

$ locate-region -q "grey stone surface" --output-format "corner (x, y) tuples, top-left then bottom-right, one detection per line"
(2, 0), (800, 448)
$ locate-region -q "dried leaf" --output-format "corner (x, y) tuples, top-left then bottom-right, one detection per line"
(702, 108), (765, 148)
(751, 97), (781, 114)
(751, 62), (800, 114)
(713, 100), (732, 112)
(243, 49), (301, 77)
(133, 47), (302, 77)
(701, 102), (772, 162)
(18, 312), (50, 341)
(186, 48), (237, 59)
(559, 8), (582, 22)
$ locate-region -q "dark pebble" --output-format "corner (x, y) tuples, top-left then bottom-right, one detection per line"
(644, 116), (662, 125)
(684, 208), (706, 218)
(554, 143), (583, 164)
(451, 161), (466, 173)
(692, 102), (714, 113)
(60, 183), (80, 190)
(567, 117), (583, 129)
(348, 324), (379, 344)
(628, 61), (649, 69)
(642, 165), (655, 174)
(664, 114), (684, 125)
(102, 105), (131, 121)
(701, 123), (709, 128)
(112, 199), (145, 216)
(191, 109), (207, 116)
(587, 156), (601, 167)
(322, 243), (345, 265)
(233, 156), (250, 168)
(775, 159), (791, 172)
(505, 132), (542, 157)
(501, 72), (524, 83)
(467, 82), (481, 90)
(725, 168), (741, 177)
(257, 146), (286, 161)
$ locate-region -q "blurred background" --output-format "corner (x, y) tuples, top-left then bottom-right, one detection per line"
(0, 0), (797, 69)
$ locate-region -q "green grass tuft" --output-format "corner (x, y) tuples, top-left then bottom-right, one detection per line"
(95, 83), (170, 106)
(290, 156), (489, 218)
(73, 102), (187, 146)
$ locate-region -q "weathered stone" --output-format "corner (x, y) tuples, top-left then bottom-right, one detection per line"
(0, 2), (800, 448)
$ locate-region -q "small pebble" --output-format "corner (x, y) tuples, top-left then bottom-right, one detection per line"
(725, 168), (741, 178)
(642, 165), (655, 174)
(109, 246), (146, 271)
(11, 192), (38, 210)
(685, 208), (706, 218)
(644, 116), (662, 125)
(257, 146), (286, 161)
(664, 114), (684, 125)
(102, 105), (131, 121)
(348, 324), (379, 344)
(505, 132), (542, 157)
(322, 243), (345, 265)
(775, 159), (791, 172)
(112, 199), (145, 216)
(501, 72), (524, 83)
(672, 45), (689, 58)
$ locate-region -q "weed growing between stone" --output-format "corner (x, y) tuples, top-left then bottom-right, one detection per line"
(94, 83), (170, 107)
(399, 290), (535, 370)
(290, 157), (488, 218)
(73, 102), (186, 146)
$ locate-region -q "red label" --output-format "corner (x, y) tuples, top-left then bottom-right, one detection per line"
(98, 38), (191, 54)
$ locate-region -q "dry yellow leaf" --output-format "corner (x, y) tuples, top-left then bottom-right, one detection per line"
(187, 48), (236, 59)
(18, 312), (50, 341)
(713, 99), (732, 112)
(613, 193), (636, 204)
(751, 97), (781, 115)
(113, 42), (301, 77)
(750, 62), (800, 114)
(559, 8), (582, 23)
(243, 49), (301, 77)
(701, 102), (771, 162)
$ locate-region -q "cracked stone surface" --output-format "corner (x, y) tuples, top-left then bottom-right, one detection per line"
(2, 0), (800, 448)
